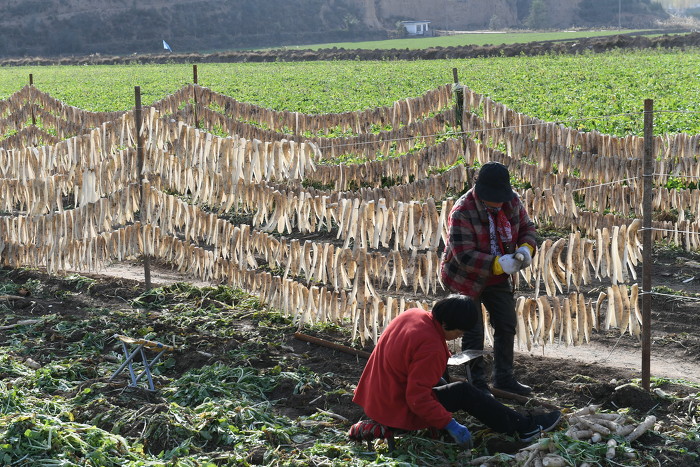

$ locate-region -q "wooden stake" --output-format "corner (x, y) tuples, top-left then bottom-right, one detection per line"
(134, 86), (152, 290)
(29, 74), (36, 125)
(641, 99), (653, 390)
(452, 67), (470, 187)
(193, 65), (199, 129)
(452, 67), (464, 133)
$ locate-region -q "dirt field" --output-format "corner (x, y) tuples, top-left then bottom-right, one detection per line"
(98, 252), (700, 387)
(2, 241), (699, 465)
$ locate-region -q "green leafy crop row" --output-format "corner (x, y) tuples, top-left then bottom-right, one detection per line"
(1, 48), (699, 135)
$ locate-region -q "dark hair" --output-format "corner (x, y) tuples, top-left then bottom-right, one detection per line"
(432, 294), (478, 331)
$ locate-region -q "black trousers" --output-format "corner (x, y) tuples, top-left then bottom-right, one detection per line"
(433, 381), (529, 434)
(462, 281), (517, 353)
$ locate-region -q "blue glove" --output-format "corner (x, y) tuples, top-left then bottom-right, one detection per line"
(444, 418), (473, 449)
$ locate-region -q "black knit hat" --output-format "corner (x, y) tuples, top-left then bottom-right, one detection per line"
(475, 161), (515, 203)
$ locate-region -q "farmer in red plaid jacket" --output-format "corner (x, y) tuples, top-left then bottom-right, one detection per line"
(441, 161), (536, 396)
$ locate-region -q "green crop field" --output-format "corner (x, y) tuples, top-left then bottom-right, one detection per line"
(1, 47), (699, 136)
(277, 29), (647, 51)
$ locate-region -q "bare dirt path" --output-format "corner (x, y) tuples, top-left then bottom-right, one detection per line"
(96, 262), (213, 288)
(443, 336), (700, 387)
(520, 340), (700, 385)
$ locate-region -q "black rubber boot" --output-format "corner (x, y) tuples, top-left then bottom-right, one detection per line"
(492, 334), (532, 396)
(467, 358), (493, 396)
(461, 332), (492, 395)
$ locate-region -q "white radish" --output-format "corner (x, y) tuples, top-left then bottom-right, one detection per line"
(605, 439), (617, 459)
(625, 415), (656, 442)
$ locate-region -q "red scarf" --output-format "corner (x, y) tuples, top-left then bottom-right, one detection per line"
(486, 206), (512, 256)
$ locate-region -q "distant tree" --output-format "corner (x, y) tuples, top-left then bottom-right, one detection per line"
(577, 0), (616, 24)
(525, 0), (550, 29)
(393, 21), (408, 38)
(516, 0), (532, 21)
(578, 0), (668, 26)
(343, 13), (360, 31)
(489, 14), (508, 30)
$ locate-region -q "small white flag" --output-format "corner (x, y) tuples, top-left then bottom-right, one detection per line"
(163, 40), (172, 52)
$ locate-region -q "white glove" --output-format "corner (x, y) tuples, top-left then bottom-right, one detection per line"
(498, 254), (522, 275)
(515, 246), (532, 268)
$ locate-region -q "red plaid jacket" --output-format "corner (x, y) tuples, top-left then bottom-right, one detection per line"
(440, 189), (536, 298)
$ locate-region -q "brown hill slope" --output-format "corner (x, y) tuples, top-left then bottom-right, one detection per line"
(0, 0), (381, 57)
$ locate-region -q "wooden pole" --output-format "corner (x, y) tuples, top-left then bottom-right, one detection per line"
(134, 86), (152, 290)
(452, 67), (463, 132)
(446, 375), (560, 410)
(294, 332), (371, 359)
(29, 74), (36, 125)
(488, 387), (560, 411)
(452, 67), (471, 188)
(641, 99), (653, 391)
(193, 65), (199, 129)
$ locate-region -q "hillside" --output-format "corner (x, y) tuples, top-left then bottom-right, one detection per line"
(0, 0), (669, 59)
(0, 0), (381, 57)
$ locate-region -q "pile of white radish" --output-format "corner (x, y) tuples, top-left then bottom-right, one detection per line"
(469, 404), (657, 466)
(566, 404), (655, 463)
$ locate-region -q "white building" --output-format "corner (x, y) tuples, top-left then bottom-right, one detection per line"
(401, 20), (431, 36)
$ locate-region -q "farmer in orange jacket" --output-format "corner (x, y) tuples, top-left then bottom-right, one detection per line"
(441, 161), (536, 396)
(351, 295), (560, 448)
